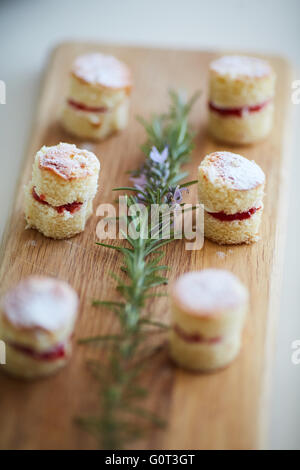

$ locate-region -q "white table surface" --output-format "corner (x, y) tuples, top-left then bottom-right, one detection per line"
(1, 0), (299, 450)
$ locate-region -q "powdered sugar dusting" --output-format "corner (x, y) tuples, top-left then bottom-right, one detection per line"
(210, 55), (272, 79)
(73, 53), (132, 89)
(216, 251), (226, 259)
(173, 269), (247, 314)
(2, 277), (78, 331)
(38, 142), (100, 180)
(201, 151), (265, 190)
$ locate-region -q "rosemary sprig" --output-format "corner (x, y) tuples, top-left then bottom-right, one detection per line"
(78, 90), (199, 449)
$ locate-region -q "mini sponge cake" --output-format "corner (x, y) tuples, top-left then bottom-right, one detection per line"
(198, 151), (265, 245)
(209, 55), (276, 144)
(25, 142), (100, 239)
(169, 269), (248, 372)
(0, 276), (78, 379)
(62, 53), (132, 140)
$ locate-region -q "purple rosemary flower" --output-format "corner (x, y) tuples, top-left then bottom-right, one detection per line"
(129, 173), (147, 202)
(167, 185), (188, 206)
(173, 186), (188, 204)
(130, 173), (147, 192)
(149, 146), (168, 164)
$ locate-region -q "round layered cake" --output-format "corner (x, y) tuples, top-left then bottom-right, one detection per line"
(61, 53), (132, 140)
(198, 151), (265, 244)
(0, 276), (78, 379)
(169, 269), (248, 371)
(208, 55), (276, 144)
(25, 142), (100, 239)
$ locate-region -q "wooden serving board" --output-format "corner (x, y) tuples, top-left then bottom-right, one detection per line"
(0, 43), (293, 450)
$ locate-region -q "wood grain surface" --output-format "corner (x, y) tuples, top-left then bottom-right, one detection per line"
(0, 42), (293, 450)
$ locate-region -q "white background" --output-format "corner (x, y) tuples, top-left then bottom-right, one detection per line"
(0, 0), (300, 449)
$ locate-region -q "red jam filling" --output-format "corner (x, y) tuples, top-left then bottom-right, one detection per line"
(68, 99), (108, 113)
(209, 99), (271, 118)
(55, 201), (83, 214)
(207, 206), (260, 222)
(174, 324), (222, 344)
(32, 187), (82, 214)
(10, 341), (66, 361)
